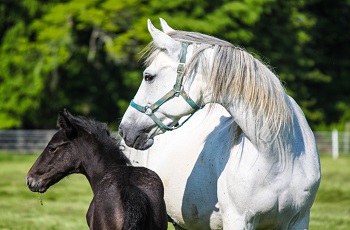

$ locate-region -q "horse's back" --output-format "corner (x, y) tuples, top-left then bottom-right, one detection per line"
(88, 167), (167, 230)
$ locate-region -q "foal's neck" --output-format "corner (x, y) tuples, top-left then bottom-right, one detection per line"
(81, 144), (127, 194)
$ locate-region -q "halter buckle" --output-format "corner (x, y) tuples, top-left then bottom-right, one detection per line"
(145, 107), (153, 116)
(173, 84), (183, 97)
(177, 63), (185, 74)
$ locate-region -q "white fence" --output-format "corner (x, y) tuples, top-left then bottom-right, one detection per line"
(314, 130), (350, 159)
(0, 130), (349, 155)
(0, 130), (57, 153)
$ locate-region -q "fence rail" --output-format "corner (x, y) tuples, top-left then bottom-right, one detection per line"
(0, 130), (349, 155)
(315, 130), (350, 158)
(0, 130), (57, 153)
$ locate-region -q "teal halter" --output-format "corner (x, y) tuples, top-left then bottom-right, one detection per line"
(130, 42), (202, 131)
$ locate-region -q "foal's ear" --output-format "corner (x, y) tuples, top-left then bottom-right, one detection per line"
(148, 19), (181, 56)
(57, 109), (77, 139)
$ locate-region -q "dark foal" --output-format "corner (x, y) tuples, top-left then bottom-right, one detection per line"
(26, 110), (167, 230)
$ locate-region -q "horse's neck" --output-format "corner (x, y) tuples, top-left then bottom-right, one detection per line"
(225, 98), (293, 160)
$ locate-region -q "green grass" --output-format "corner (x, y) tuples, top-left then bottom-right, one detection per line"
(0, 153), (349, 229)
(309, 154), (350, 230)
(0, 153), (91, 230)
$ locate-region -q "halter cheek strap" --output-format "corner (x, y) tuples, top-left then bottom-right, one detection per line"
(130, 42), (203, 131)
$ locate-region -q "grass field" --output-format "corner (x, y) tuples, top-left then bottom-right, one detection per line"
(0, 153), (349, 229)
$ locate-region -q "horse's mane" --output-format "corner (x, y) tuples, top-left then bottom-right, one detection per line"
(65, 114), (131, 165)
(143, 30), (293, 139)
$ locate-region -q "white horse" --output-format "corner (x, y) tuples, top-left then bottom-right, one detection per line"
(122, 104), (237, 230)
(119, 19), (321, 229)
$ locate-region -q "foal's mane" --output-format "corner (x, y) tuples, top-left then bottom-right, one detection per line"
(143, 30), (293, 138)
(67, 114), (131, 165)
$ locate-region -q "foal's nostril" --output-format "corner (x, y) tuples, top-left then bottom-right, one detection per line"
(26, 175), (42, 192)
(26, 176), (34, 188)
(118, 125), (125, 139)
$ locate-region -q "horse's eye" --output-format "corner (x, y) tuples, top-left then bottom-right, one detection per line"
(144, 73), (155, 82)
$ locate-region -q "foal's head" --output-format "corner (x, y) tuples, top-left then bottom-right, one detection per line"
(26, 109), (125, 193)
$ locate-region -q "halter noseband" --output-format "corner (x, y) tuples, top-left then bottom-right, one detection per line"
(130, 42), (202, 131)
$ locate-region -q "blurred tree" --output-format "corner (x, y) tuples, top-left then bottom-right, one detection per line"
(0, 0), (55, 128)
(0, 0), (145, 128)
(20, 0), (146, 128)
(248, 0), (331, 127)
(0, 0), (348, 130)
(248, 0), (350, 130)
(304, 0), (350, 129)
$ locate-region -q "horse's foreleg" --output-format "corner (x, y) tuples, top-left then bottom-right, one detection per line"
(219, 201), (257, 230)
(286, 210), (310, 230)
(221, 214), (256, 230)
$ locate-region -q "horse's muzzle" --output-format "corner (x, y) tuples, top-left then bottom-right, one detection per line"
(118, 124), (154, 150)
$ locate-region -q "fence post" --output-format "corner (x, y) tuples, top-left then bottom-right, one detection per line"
(344, 122), (350, 154)
(332, 129), (339, 159)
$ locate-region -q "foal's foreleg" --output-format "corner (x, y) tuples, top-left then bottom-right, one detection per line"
(168, 215), (187, 230)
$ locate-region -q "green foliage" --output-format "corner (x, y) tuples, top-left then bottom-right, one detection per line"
(0, 0), (349, 129)
(303, 0), (350, 130)
(0, 4), (42, 128)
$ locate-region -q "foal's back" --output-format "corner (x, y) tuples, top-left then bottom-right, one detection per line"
(88, 165), (167, 230)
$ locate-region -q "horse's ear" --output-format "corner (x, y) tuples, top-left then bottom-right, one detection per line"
(160, 18), (175, 33)
(148, 19), (181, 55)
(57, 109), (77, 139)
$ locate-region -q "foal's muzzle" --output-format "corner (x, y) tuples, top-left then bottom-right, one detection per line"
(26, 175), (48, 193)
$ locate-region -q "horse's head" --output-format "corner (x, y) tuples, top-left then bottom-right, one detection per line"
(26, 110), (87, 193)
(119, 19), (207, 150)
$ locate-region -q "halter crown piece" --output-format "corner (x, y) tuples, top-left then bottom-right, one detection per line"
(130, 42), (203, 131)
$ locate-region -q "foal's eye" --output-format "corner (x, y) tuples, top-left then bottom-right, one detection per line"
(144, 73), (155, 83)
(47, 146), (57, 152)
